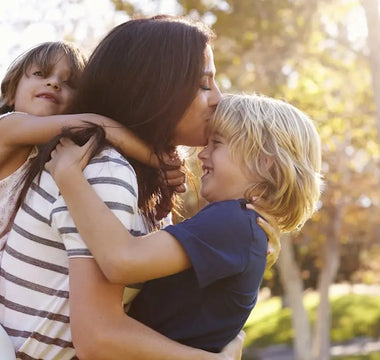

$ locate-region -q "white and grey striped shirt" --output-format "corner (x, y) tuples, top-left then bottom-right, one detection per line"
(0, 148), (148, 360)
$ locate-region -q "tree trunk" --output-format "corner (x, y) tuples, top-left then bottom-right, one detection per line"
(312, 223), (341, 360)
(361, 0), (380, 144)
(313, 142), (346, 360)
(277, 234), (313, 360)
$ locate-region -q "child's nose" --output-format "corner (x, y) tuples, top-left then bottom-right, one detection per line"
(46, 77), (61, 91)
(198, 146), (208, 160)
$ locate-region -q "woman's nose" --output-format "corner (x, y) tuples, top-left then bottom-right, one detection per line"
(209, 83), (222, 108)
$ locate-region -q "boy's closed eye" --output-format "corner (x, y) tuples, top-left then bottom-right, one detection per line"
(209, 133), (226, 145)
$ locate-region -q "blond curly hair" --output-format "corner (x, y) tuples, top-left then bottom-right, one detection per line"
(209, 93), (322, 232)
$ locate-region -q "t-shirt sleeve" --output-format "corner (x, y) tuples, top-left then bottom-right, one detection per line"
(164, 201), (267, 288)
(51, 149), (140, 258)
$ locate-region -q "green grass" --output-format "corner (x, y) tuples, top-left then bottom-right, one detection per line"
(333, 355), (380, 360)
(243, 293), (380, 349)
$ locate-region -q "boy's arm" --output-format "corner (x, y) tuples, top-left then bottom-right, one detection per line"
(0, 112), (159, 167)
(47, 137), (190, 284)
(56, 164), (191, 284)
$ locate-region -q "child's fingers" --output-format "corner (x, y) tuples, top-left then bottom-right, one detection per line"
(160, 168), (186, 185)
(79, 135), (98, 162)
(58, 137), (76, 147)
(160, 152), (183, 168)
(46, 136), (98, 176)
(161, 166), (185, 179)
(174, 184), (187, 193)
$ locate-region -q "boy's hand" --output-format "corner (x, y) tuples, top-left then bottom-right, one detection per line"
(45, 136), (95, 181)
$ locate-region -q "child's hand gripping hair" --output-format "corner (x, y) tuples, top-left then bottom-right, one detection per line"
(158, 152), (187, 194)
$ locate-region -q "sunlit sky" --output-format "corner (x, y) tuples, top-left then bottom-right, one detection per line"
(0, 0), (369, 82)
(0, 0), (179, 80)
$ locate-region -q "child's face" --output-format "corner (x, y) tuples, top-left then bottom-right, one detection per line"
(198, 132), (252, 203)
(9, 54), (76, 116)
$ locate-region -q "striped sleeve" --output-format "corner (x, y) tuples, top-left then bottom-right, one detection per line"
(50, 148), (140, 258)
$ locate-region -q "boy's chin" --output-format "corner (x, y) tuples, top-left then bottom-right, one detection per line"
(200, 189), (212, 203)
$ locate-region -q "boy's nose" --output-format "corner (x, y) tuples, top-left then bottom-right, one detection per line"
(198, 146), (208, 160)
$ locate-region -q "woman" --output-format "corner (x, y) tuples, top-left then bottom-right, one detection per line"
(0, 15), (274, 360)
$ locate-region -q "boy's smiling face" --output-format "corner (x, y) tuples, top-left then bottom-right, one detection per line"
(198, 132), (252, 203)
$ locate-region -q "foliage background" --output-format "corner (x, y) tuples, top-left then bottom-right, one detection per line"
(1, 0), (379, 358)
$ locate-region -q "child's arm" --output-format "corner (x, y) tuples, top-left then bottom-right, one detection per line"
(0, 112), (157, 167)
(0, 112), (187, 191)
(0, 112), (186, 190)
(0, 112), (159, 168)
(47, 137), (191, 284)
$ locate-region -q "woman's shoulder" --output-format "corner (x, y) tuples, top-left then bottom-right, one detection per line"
(91, 147), (137, 175)
(83, 147), (139, 193)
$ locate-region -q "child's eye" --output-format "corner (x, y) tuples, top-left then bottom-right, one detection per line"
(32, 70), (44, 77)
(63, 79), (76, 89)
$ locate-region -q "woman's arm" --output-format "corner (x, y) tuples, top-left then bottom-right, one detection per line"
(0, 112), (159, 167)
(69, 257), (244, 360)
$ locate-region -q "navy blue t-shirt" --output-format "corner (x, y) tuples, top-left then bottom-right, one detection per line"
(128, 199), (268, 352)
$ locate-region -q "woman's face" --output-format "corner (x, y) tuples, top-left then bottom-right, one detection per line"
(173, 45), (222, 147)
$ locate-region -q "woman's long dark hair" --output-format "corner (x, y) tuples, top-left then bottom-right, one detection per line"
(7, 15), (214, 230)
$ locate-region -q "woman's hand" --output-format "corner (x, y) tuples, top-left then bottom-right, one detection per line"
(257, 216), (281, 268)
(45, 137), (95, 181)
(246, 203), (281, 269)
(217, 331), (245, 360)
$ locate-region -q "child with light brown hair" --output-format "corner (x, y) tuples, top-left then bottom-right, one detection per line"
(0, 41), (183, 250)
(45, 92), (322, 352)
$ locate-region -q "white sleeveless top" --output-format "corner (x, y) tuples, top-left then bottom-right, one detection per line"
(0, 112), (38, 261)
